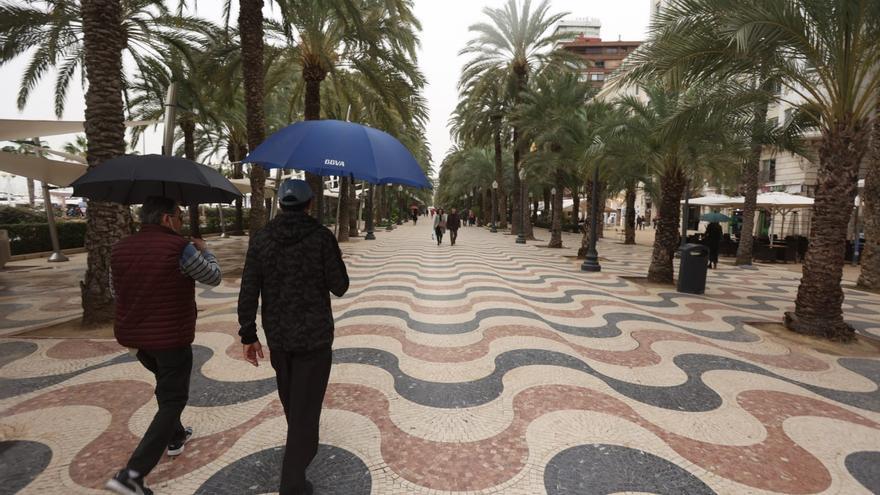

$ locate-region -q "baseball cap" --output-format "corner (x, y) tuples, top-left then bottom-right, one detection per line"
(278, 179), (314, 207)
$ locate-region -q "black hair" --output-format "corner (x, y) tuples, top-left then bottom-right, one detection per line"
(140, 196), (178, 224)
(280, 198), (312, 213)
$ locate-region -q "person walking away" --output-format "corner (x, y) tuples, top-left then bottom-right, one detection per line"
(237, 180), (349, 495)
(636, 215), (643, 230)
(705, 221), (723, 269)
(433, 208), (446, 245)
(447, 208), (462, 246)
(106, 196), (222, 495)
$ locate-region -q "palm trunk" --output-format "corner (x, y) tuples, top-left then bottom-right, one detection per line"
(624, 183), (636, 244)
(492, 125), (507, 229)
(80, 0), (132, 325)
(239, 0), (267, 233)
(304, 68), (326, 222)
(785, 120), (869, 341)
(511, 130), (521, 236)
(348, 179), (359, 236)
(571, 187), (580, 233)
(337, 177), (350, 242)
(857, 98), (880, 290)
(736, 88), (770, 265)
(647, 167), (685, 284)
(181, 117), (200, 237)
(548, 169), (563, 248)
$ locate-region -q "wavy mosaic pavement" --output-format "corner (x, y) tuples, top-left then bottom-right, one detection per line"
(1, 223), (879, 494)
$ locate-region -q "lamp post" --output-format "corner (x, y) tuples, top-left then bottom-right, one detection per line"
(365, 185), (376, 240)
(550, 187), (556, 229)
(491, 180), (498, 233)
(581, 165), (601, 272)
(396, 185), (403, 225)
(681, 179), (690, 248)
(516, 168), (527, 244)
(385, 183), (394, 231)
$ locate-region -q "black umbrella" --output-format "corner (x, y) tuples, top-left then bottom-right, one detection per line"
(70, 154), (241, 206)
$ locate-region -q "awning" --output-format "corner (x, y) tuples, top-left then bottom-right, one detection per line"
(0, 151), (86, 187)
(680, 194), (734, 206)
(0, 119), (160, 141)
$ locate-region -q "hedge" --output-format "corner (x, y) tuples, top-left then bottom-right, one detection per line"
(1, 222), (88, 255)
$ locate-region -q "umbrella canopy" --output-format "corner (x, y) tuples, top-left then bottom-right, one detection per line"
(680, 194), (734, 206)
(71, 154), (241, 206)
(242, 119), (432, 189)
(701, 212), (730, 222)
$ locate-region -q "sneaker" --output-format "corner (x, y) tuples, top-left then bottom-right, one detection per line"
(106, 469), (153, 495)
(167, 426), (193, 456)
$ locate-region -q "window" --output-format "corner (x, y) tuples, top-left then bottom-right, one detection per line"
(588, 73), (605, 81)
(761, 159), (776, 183)
(594, 60), (605, 68)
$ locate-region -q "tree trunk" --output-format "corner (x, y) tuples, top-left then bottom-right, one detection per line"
(647, 167), (685, 284)
(181, 117), (201, 237)
(511, 133), (521, 236)
(785, 120), (869, 341)
(337, 176), (350, 242)
(239, 0), (267, 233)
(492, 124), (507, 229)
(548, 169), (563, 248)
(736, 89), (770, 265)
(857, 98), (880, 290)
(304, 68), (326, 222)
(80, 0), (132, 325)
(349, 179), (359, 236)
(624, 183), (636, 244)
(571, 187), (580, 232)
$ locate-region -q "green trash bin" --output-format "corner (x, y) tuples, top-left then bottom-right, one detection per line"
(677, 243), (708, 294)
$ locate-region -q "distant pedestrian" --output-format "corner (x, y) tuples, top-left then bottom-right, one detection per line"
(705, 221), (723, 269)
(237, 179), (349, 495)
(469, 211), (476, 226)
(106, 196), (222, 495)
(447, 208), (461, 246)
(433, 208), (447, 245)
(636, 215), (643, 230)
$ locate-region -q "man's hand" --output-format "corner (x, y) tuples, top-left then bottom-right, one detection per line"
(243, 342), (264, 366)
(191, 237), (207, 252)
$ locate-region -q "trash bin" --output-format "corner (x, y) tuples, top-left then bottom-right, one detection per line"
(677, 243), (709, 294)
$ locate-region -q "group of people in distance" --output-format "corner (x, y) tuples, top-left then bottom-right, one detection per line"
(106, 179), (348, 495)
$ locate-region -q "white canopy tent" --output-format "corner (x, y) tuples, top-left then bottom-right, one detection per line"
(0, 151), (87, 187)
(0, 119), (159, 142)
(680, 193), (734, 206)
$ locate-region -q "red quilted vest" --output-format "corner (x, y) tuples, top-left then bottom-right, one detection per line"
(111, 224), (196, 350)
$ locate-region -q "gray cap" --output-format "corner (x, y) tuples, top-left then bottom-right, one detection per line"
(278, 179), (314, 207)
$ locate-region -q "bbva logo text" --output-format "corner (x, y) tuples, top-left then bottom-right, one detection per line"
(324, 159), (345, 167)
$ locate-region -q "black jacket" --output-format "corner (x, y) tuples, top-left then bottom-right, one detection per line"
(237, 211), (349, 351)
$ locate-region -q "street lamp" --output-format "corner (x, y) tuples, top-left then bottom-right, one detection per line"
(365, 186), (376, 240)
(396, 185), (403, 225)
(516, 168), (527, 244)
(491, 180), (498, 233)
(385, 183), (394, 231)
(581, 165), (601, 271)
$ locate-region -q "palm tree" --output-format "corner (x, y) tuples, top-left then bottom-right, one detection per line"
(857, 96), (879, 290)
(451, 67), (512, 229)
(514, 69), (594, 248)
(459, 0), (570, 240)
(277, 0), (425, 229)
(617, 84), (749, 284)
(669, 0), (880, 341)
(75, 0), (133, 325)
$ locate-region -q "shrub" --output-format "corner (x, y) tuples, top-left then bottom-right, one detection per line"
(0, 205), (45, 224)
(1, 222), (87, 255)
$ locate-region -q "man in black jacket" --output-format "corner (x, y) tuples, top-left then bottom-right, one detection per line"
(237, 179), (349, 495)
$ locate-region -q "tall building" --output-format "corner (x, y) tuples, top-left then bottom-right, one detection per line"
(559, 36), (641, 89)
(552, 17), (601, 43)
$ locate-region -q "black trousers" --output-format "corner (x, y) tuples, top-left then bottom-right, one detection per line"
(434, 227), (444, 244)
(127, 345), (192, 476)
(270, 347), (333, 495)
(449, 228), (458, 245)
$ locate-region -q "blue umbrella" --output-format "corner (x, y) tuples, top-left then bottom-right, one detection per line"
(701, 212), (730, 222)
(242, 119), (431, 189)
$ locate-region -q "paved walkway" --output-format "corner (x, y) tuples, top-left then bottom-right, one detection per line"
(1, 221), (879, 494)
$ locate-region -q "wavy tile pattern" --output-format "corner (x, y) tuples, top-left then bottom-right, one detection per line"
(1, 224), (879, 494)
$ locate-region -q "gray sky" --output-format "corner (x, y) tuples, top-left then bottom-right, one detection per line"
(0, 0), (650, 178)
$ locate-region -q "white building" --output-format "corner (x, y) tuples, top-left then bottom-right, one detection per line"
(552, 17), (601, 44)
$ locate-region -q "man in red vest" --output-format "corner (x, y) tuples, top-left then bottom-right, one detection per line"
(106, 196), (222, 495)
(238, 179), (349, 495)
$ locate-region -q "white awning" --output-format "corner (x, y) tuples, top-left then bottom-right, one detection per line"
(680, 194), (734, 206)
(0, 151), (86, 187)
(0, 119), (161, 141)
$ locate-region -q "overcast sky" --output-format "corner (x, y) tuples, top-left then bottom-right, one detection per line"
(0, 0), (651, 179)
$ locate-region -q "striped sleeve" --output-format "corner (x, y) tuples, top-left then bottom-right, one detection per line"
(179, 243), (222, 287)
